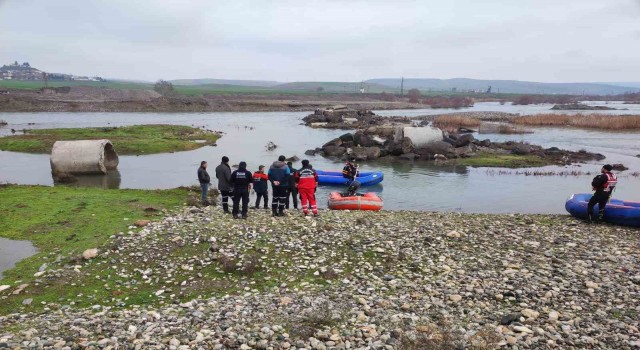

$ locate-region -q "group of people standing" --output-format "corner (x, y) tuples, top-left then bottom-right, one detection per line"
(198, 156), (319, 219)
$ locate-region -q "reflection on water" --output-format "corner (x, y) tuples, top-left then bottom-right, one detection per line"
(0, 237), (37, 280)
(69, 170), (122, 189)
(1, 105), (639, 214)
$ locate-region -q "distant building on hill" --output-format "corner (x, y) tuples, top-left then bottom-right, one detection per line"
(0, 61), (105, 82)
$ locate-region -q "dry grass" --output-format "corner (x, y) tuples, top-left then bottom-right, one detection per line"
(433, 115), (481, 132)
(217, 254), (238, 273)
(510, 114), (640, 130)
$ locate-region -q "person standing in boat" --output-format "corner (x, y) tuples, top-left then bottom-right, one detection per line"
(295, 159), (319, 217)
(587, 164), (617, 223)
(342, 159), (359, 182)
(268, 155), (291, 217)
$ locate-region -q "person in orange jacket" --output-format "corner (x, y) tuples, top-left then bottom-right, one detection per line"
(253, 165), (269, 209)
(295, 159), (319, 217)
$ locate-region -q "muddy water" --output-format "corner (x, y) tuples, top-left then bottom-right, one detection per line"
(0, 237), (37, 279)
(1, 103), (639, 214)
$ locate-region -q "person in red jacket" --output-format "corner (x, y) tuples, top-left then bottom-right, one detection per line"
(295, 159), (319, 217)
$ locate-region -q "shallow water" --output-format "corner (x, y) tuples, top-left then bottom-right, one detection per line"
(1, 102), (639, 214)
(0, 237), (37, 279)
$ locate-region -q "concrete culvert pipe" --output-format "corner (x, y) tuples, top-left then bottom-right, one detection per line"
(50, 139), (119, 175)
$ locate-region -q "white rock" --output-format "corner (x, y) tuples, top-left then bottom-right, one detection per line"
(82, 248), (99, 260)
(585, 281), (599, 289)
(513, 325), (533, 334)
(446, 230), (461, 238)
(548, 310), (560, 321)
(0, 285), (10, 292)
(449, 294), (462, 302)
(156, 289), (165, 296)
(521, 308), (540, 319)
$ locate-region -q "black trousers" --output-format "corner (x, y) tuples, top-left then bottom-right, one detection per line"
(285, 188), (299, 209)
(232, 188), (250, 216)
(220, 190), (232, 212)
(272, 186), (288, 213)
(255, 191), (268, 208)
(587, 191), (610, 220)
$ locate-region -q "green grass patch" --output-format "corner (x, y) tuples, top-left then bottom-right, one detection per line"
(0, 185), (191, 314)
(0, 124), (220, 154)
(457, 153), (547, 168)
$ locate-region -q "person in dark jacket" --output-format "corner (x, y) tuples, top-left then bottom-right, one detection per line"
(253, 165), (269, 209)
(587, 164), (618, 223)
(215, 156), (232, 213)
(268, 155), (291, 217)
(285, 161), (299, 210)
(342, 159), (359, 181)
(197, 161), (211, 205)
(230, 161), (253, 219)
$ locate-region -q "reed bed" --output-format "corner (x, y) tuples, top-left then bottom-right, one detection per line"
(510, 114), (640, 130)
(433, 114), (481, 132)
(485, 169), (640, 177)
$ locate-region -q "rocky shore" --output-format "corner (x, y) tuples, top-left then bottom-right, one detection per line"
(1, 207), (639, 349)
(303, 110), (605, 166)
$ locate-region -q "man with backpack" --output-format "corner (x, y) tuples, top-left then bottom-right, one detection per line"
(268, 155), (291, 217)
(587, 164), (618, 223)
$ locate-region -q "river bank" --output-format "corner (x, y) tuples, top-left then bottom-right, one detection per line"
(0, 88), (420, 113)
(0, 187), (638, 349)
(0, 124), (221, 155)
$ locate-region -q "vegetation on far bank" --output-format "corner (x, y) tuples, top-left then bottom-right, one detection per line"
(510, 113), (640, 130)
(0, 124), (220, 154)
(432, 113), (640, 131)
(456, 153), (547, 168)
(0, 185), (195, 314)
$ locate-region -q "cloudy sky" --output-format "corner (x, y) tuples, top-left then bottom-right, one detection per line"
(0, 0), (639, 82)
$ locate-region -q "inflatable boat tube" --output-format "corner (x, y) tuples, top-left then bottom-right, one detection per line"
(565, 193), (640, 228)
(328, 192), (383, 211)
(316, 170), (383, 186)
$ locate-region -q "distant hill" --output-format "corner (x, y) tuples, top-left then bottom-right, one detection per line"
(170, 79), (280, 87)
(273, 81), (398, 93)
(599, 82), (640, 89)
(366, 78), (640, 95)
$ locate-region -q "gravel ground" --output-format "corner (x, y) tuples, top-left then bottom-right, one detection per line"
(1, 207), (639, 349)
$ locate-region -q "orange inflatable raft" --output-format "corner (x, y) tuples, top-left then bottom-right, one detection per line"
(327, 192), (383, 211)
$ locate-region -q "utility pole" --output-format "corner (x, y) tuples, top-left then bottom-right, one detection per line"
(42, 72), (48, 88)
(400, 77), (404, 96)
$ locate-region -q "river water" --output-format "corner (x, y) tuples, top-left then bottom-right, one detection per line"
(1, 102), (639, 214)
(0, 237), (37, 280)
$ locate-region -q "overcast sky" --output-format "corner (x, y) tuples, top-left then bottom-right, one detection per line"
(1, 0), (639, 82)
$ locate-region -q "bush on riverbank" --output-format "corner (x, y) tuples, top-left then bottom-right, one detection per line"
(510, 113), (640, 130)
(422, 96), (474, 109)
(0, 124), (221, 154)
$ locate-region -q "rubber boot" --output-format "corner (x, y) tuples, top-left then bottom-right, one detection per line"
(272, 208), (278, 217)
(598, 209), (605, 223)
(223, 203), (230, 214)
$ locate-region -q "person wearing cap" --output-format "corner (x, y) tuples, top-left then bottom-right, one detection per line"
(215, 156), (233, 214)
(230, 161), (253, 219)
(253, 165), (269, 209)
(587, 164), (618, 223)
(295, 159), (319, 217)
(197, 161), (211, 205)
